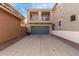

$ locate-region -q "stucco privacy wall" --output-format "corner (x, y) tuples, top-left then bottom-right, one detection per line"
(51, 31), (79, 44)
(30, 12), (38, 21)
(0, 8), (26, 42)
(52, 3), (79, 31)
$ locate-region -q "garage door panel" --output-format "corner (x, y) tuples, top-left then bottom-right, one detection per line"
(31, 26), (49, 35)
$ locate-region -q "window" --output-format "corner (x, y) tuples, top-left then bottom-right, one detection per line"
(30, 14), (32, 18)
(42, 12), (50, 21)
(59, 21), (61, 26)
(71, 15), (76, 21)
(52, 24), (55, 30)
(42, 15), (49, 21)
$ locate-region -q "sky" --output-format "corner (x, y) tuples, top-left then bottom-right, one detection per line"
(10, 3), (55, 17)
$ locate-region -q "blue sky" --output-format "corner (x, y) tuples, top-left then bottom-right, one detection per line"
(10, 3), (55, 17)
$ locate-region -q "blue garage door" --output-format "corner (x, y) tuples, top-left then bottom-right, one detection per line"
(31, 26), (49, 35)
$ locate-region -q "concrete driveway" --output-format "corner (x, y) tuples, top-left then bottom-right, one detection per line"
(0, 35), (79, 56)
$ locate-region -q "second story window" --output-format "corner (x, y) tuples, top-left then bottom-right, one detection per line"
(30, 14), (32, 18)
(43, 15), (49, 21)
(42, 12), (50, 21)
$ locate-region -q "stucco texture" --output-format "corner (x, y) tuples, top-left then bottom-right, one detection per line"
(0, 8), (26, 42)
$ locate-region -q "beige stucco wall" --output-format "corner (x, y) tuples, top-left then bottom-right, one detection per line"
(30, 12), (38, 21)
(0, 8), (26, 42)
(52, 3), (79, 31)
(27, 10), (52, 21)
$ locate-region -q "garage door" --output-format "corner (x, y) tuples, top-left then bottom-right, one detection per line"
(31, 26), (49, 35)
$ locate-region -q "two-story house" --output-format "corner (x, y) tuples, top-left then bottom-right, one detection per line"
(27, 8), (53, 34)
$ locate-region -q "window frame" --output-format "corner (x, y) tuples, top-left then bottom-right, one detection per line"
(70, 14), (76, 21)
